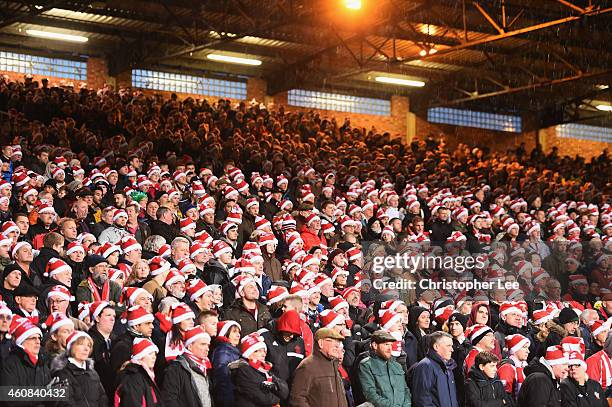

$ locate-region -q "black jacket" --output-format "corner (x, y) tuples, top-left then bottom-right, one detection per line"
(222, 299), (272, 337)
(161, 355), (212, 407)
(228, 358), (289, 407)
(110, 330), (144, 374)
(115, 363), (163, 407)
(30, 247), (61, 283)
(149, 220), (179, 244)
(465, 364), (514, 407)
(89, 326), (114, 399)
(50, 354), (108, 407)
(430, 220), (453, 244)
(260, 320), (305, 387)
(518, 358), (563, 407)
(0, 347), (50, 406)
(560, 377), (607, 407)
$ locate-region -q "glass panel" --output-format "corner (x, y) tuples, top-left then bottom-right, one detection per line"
(556, 123), (612, 143)
(0, 50), (86, 80)
(427, 107), (522, 133)
(287, 89), (391, 116)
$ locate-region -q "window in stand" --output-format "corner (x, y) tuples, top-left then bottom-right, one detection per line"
(288, 89), (391, 116)
(427, 107), (522, 133)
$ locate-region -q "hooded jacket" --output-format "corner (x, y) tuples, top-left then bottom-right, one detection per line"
(465, 364), (514, 407)
(211, 340), (241, 407)
(260, 310), (305, 386)
(517, 357), (563, 407)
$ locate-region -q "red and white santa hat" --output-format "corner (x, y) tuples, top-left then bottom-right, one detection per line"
(567, 350), (587, 369)
(178, 258), (196, 275)
(258, 232), (278, 247)
(158, 244), (171, 258)
(65, 331), (91, 353)
(10, 316), (42, 347)
(126, 305), (154, 327)
(543, 345), (569, 365)
(266, 285), (289, 306)
(220, 220), (237, 236)
(47, 285), (75, 303)
(240, 332), (267, 358)
(44, 258), (72, 279)
(97, 242), (121, 259)
(499, 302), (523, 318)
(164, 269), (185, 288)
(212, 240), (232, 258)
(341, 286), (360, 300)
(319, 309), (345, 329)
(561, 336), (586, 357)
(2, 221), (19, 236)
(380, 309), (403, 331)
(378, 300), (404, 317)
(189, 241), (208, 259)
(0, 301), (12, 318)
(131, 337), (159, 361)
(346, 247), (362, 262)
(186, 278), (213, 301)
(89, 301), (112, 321)
(122, 287), (152, 307)
(180, 218), (196, 233)
(568, 274), (588, 286)
(120, 237), (142, 254)
(236, 275), (257, 296)
(331, 267), (349, 282)
(148, 256), (171, 276)
(65, 242), (85, 256)
(329, 296), (349, 312)
(41, 312), (75, 333)
(184, 326), (211, 347)
(505, 334), (530, 355)
(112, 209), (128, 223)
(589, 319), (610, 338)
(172, 302), (195, 324)
(217, 320), (241, 338)
(254, 216), (271, 232)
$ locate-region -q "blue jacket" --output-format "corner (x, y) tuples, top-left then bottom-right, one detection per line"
(211, 341), (241, 407)
(410, 350), (459, 407)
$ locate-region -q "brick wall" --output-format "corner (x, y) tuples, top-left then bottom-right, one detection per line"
(266, 91), (409, 141)
(539, 126), (609, 160)
(414, 114), (538, 153)
(86, 57), (109, 90)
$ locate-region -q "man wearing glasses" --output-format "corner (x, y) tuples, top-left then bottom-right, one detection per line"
(290, 327), (348, 407)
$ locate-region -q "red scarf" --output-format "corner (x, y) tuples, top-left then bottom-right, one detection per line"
(20, 308), (39, 325)
(23, 347), (38, 365)
(155, 312), (172, 334)
(183, 349), (212, 376)
(88, 277), (110, 302)
(248, 359), (273, 381)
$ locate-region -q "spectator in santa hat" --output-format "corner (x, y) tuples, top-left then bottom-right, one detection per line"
(76, 254), (122, 310)
(518, 345), (568, 407)
(0, 316), (50, 388)
(50, 331), (108, 407)
(30, 231), (64, 281)
(465, 351), (512, 407)
(110, 305), (154, 374)
(586, 319), (610, 358)
(149, 206), (180, 244)
(211, 320), (242, 407)
(561, 351), (607, 407)
(260, 308), (305, 393)
(98, 208), (132, 244)
(42, 311), (76, 361)
(64, 240), (87, 291)
(237, 197), (259, 249)
(464, 324), (496, 377)
(222, 275), (271, 336)
(260, 232), (283, 282)
(115, 337), (162, 407)
(498, 333), (530, 400)
(162, 326), (213, 407)
(494, 302), (534, 358)
(228, 331), (289, 407)
(203, 240), (233, 295)
(586, 328), (612, 392)
(163, 302), (195, 362)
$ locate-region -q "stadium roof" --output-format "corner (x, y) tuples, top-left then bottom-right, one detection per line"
(1, 0), (611, 129)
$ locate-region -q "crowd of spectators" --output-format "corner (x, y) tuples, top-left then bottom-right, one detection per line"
(0, 73), (610, 407)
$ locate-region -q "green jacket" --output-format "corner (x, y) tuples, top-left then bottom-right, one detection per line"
(359, 352), (411, 407)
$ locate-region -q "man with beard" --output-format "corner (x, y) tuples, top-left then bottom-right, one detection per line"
(76, 255), (122, 311)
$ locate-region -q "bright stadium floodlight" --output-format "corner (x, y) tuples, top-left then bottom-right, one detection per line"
(206, 54), (262, 66)
(344, 0), (362, 10)
(375, 76), (426, 87)
(595, 104), (612, 112)
(26, 29), (88, 43)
